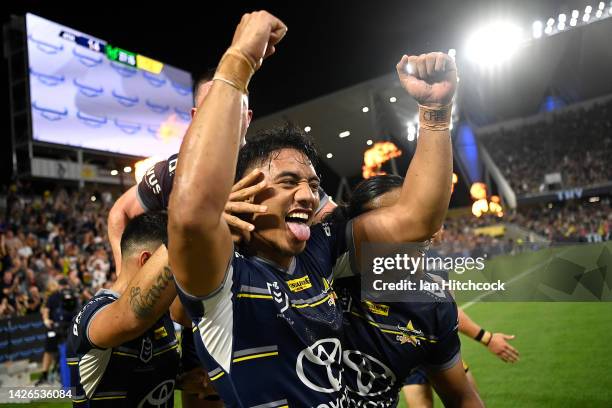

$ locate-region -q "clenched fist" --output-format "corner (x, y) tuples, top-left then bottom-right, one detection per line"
(396, 52), (457, 107)
(230, 11), (288, 70)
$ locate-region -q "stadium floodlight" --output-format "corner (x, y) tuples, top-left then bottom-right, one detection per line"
(448, 48), (457, 58)
(596, 9), (603, 17)
(532, 20), (543, 38)
(362, 106), (369, 113)
(557, 21), (566, 30)
(366, 139), (373, 146)
(465, 22), (524, 67)
(339, 130), (350, 138)
(110, 169), (119, 176)
(570, 18), (578, 26)
(123, 166), (132, 173)
(558, 13), (567, 23)
(572, 9), (579, 18)
(599, 1), (605, 10)
(304, 126), (311, 132)
(585, 5), (593, 14)
(326, 153), (333, 159)
(389, 96), (397, 103)
(583, 13), (591, 22)
(544, 25), (553, 35)
(546, 17), (555, 26)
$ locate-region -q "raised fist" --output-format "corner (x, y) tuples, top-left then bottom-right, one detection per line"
(230, 11), (288, 70)
(396, 52), (457, 107)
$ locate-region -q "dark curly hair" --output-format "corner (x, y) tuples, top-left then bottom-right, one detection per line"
(235, 123), (320, 181)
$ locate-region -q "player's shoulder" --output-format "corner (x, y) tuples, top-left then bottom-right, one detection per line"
(74, 289), (119, 326)
(69, 290), (119, 354)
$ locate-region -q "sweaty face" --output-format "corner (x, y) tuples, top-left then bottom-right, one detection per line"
(248, 148), (320, 265)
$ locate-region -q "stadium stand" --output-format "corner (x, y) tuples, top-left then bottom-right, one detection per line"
(479, 98), (612, 195)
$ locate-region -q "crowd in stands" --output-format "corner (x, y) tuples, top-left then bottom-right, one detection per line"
(436, 198), (611, 258)
(510, 199), (611, 243)
(1, 184), (115, 321)
(480, 99), (612, 195)
(0, 182), (610, 319)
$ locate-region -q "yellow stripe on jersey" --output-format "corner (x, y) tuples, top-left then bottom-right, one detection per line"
(236, 293), (273, 300)
(233, 351), (279, 363)
(210, 371), (225, 381)
(153, 343), (179, 356)
(292, 294), (331, 309)
(112, 351), (138, 358)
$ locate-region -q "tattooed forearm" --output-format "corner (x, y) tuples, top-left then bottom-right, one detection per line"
(129, 265), (173, 319)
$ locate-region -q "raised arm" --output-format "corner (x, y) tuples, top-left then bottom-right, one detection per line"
(353, 52), (456, 246)
(168, 11), (287, 297)
(88, 245), (176, 348)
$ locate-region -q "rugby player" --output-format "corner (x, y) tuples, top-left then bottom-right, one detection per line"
(329, 175), (484, 407)
(168, 10), (458, 406)
(67, 212), (207, 406)
(403, 227), (519, 408)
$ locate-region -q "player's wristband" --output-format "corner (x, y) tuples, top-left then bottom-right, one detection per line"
(418, 103), (452, 131)
(213, 47), (256, 94)
(483, 331), (493, 346)
(474, 328), (485, 342)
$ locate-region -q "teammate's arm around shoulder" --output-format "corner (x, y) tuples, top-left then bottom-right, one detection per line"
(168, 11), (287, 297)
(88, 245), (176, 348)
(353, 52), (456, 250)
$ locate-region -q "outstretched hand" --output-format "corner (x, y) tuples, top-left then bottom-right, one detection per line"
(488, 332), (520, 363)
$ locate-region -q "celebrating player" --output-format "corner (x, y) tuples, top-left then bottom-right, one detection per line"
(169, 10), (461, 406)
(67, 213), (208, 406)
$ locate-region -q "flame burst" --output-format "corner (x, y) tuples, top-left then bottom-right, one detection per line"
(362, 142), (402, 179)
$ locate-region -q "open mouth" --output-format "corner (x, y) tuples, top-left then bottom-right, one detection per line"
(285, 210), (311, 242)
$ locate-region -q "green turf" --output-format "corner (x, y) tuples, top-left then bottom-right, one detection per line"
(398, 302), (612, 407)
(3, 303), (611, 407)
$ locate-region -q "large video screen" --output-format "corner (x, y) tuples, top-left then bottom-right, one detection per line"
(26, 13), (193, 158)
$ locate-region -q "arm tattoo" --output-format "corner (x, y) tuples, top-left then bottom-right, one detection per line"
(129, 265), (173, 319)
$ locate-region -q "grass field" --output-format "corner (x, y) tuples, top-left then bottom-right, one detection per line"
(3, 302), (611, 407)
(398, 302), (612, 408)
(4, 242), (612, 406)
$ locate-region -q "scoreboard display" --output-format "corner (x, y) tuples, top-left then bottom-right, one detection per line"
(26, 13), (193, 158)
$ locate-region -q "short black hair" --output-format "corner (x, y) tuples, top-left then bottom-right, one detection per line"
(235, 123), (320, 182)
(120, 212), (168, 259)
(192, 67), (216, 106)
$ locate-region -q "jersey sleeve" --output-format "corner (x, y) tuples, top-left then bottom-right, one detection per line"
(422, 302), (461, 372)
(175, 253), (237, 373)
(136, 153), (178, 211)
(68, 292), (118, 354)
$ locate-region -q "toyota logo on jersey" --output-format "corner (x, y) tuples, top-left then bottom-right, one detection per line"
(296, 338), (343, 393)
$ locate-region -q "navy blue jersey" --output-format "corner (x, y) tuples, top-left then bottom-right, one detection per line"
(334, 263), (460, 407)
(137, 154), (329, 213)
(67, 290), (180, 407)
(177, 221), (352, 408)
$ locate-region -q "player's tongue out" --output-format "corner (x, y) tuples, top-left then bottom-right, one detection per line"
(286, 212), (311, 241)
